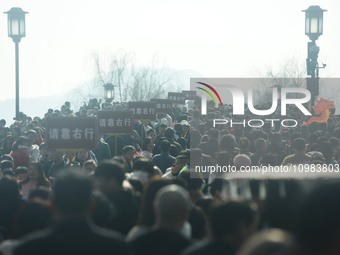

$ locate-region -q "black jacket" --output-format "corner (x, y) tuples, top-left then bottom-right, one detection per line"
(14, 219), (129, 255)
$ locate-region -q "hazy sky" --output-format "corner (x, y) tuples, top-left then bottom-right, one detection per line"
(0, 0), (339, 104)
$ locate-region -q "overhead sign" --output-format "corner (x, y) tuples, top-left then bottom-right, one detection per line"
(128, 101), (156, 120)
(182, 90), (197, 100)
(45, 117), (98, 149)
(150, 98), (173, 114)
(168, 92), (186, 104)
(97, 110), (133, 135)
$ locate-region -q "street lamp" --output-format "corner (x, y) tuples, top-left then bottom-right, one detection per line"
(303, 5), (326, 107)
(103, 83), (115, 102)
(5, 7), (28, 119)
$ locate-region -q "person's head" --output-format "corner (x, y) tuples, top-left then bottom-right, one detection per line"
(146, 128), (156, 142)
(154, 184), (190, 230)
(142, 137), (154, 152)
(26, 130), (37, 145)
(190, 148), (203, 167)
(47, 149), (64, 162)
(1, 160), (14, 175)
(207, 128), (219, 141)
(190, 129), (202, 148)
(0, 119), (6, 127)
(259, 153), (279, 166)
(255, 138), (267, 154)
(215, 152), (231, 166)
(0, 176), (20, 201)
(76, 150), (90, 163)
(15, 166), (28, 183)
(210, 201), (256, 246)
(209, 179), (230, 202)
(11, 126), (21, 139)
(139, 179), (172, 226)
(95, 160), (125, 193)
(2, 135), (15, 150)
(164, 127), (175, 140)
(12, 136), (29, 151)
(293, 138), (306, 153)
(239, 137), (251, 152)
(178, 169), (204, 193)
(271, 133), (282, 146)
(297, 181), (340, 255)
(122, 145), (136, 162)
(159, 140), (171, 153)
(181, 120), (190, 133)
(233, 154), (252, 168)
(220, 134), (236, 151)
(172, 155), (188, 174)
(193, 110), (200, 119)
(82, 159), (97, 175)
(133, 157), (154, 172)
(26, 162), (50, 186)
(52, 170), (93, 218)
(159, 123), (168, 136)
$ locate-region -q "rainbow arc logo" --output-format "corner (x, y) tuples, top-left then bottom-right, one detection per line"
(196, 82), (223, 107)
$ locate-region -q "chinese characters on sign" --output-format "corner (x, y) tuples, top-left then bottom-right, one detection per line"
(46, 117), (98, 149)
(128, 102), (157, 120)
(97, 110), (133, 134)
(150, 98), (173, 114)
(168, 92), (186, 104)
(182, 90), (197, 100)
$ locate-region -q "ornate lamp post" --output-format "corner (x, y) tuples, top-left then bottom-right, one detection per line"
(5, 7), (28, 119)
(303, 5), (326, 107)
(103, 83), (115, 102)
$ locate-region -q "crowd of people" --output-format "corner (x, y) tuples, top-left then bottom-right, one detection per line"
(0, 98), (340, 255)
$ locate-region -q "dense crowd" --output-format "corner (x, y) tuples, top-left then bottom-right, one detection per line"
(0, 98), (340, 255)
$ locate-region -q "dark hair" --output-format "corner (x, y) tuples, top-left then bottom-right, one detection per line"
(220, 134), (235, 151)
(142, 137), (153, 151)
(146, 129), (156, 136)
(95, 161), (125, 187)
(210, 201), (255, 240)
(1, 160), (14, 170)
(21, 162), (50, 188)
(165, 127), (175, 138)
(215, 152), (231, 166)
(160, 140), (171, 152)
(178, 169), (204, 191)
(209, 179), (229, 197)
(12, 136), (28, 151)
(0, 176), (20, 200)
(52, 171), (93, 215)
(122, 145), (136, 154)
(139, 179), (171, 226)
(259, 153), (279, 166)
(133, 158), (154, 175)
(294, 138), (306, 151)
(15, 166), (28, 176)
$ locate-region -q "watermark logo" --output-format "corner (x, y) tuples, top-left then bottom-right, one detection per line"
(196, 81), (312, 116)
(196, 82), (224, 115)
(304, 98), (334, 125)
